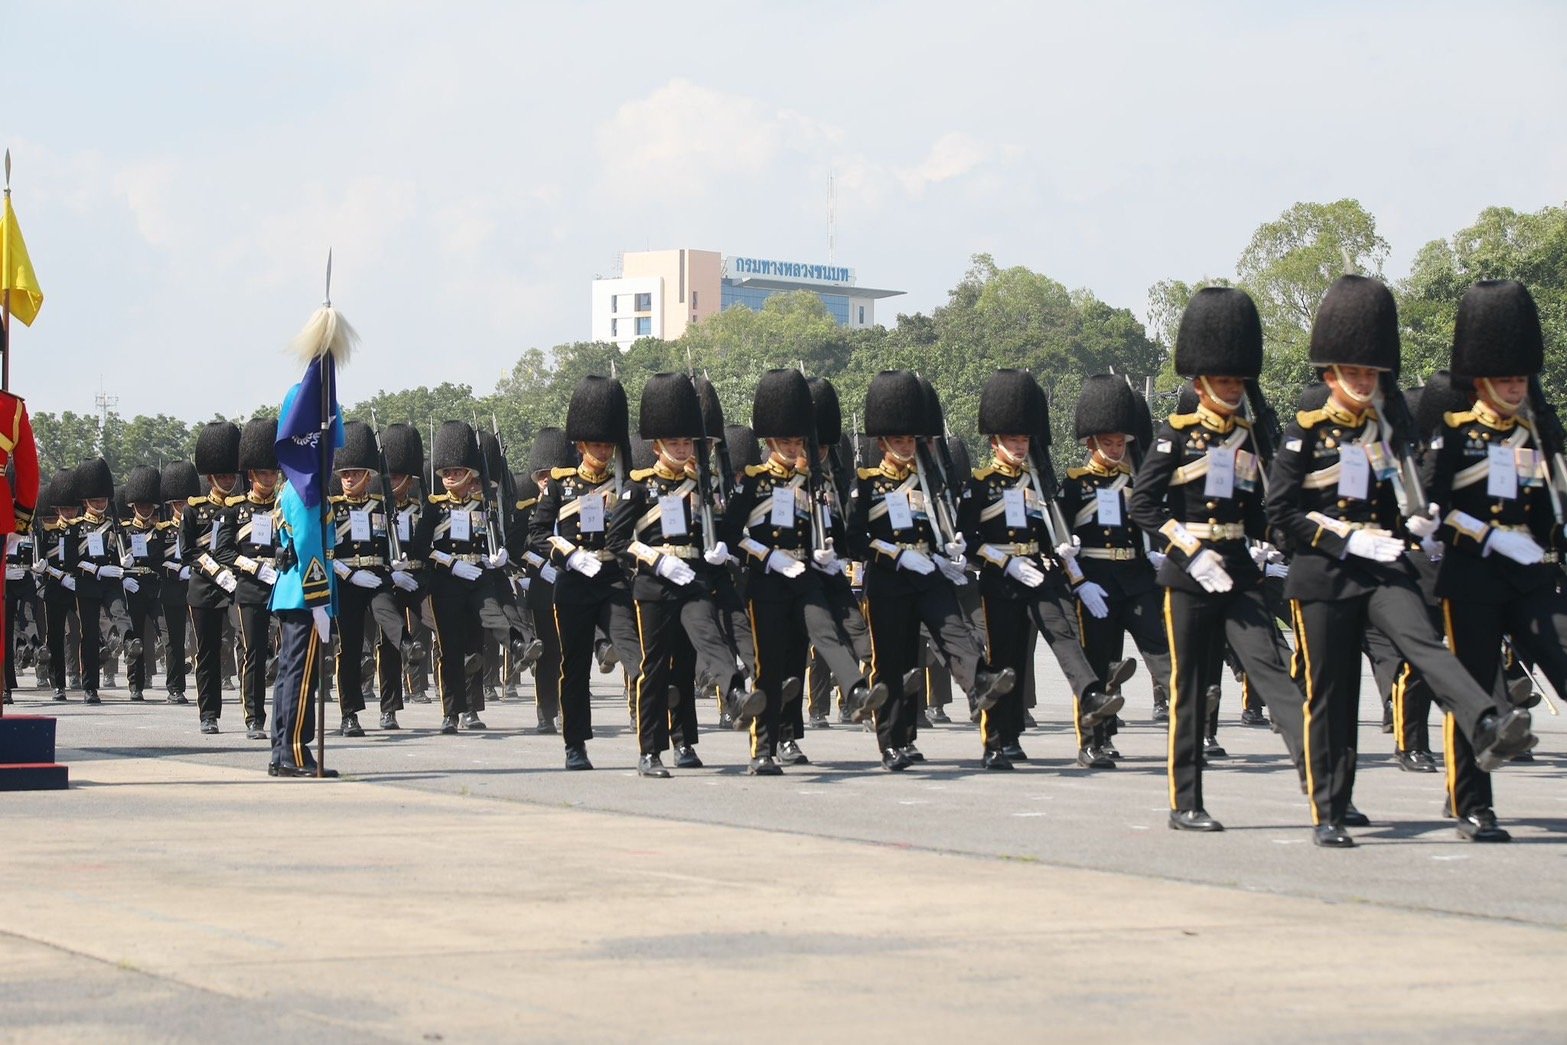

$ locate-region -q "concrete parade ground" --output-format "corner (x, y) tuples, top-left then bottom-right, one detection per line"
(3, 649), (1566, 1043)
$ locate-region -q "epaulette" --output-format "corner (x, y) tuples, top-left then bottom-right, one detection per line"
(515, 497), (537, 511)
(1444, 409), (1477, 428)
(857, 466), (881, 480)
(1296, 408), (1329, 429)
(187, 496), (205, 508)
(224, 495), (247, 506)
(745, 463), (771, 477)
(1168, 412), (1202, 430)
(630, 467), (656, 482)
(1065, 466), (1093, 479)
(973, 465), (998, 480)
(550, 466), (577, 480)
(426, 493), (449, 506)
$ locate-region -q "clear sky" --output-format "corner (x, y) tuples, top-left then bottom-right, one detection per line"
(6, 1), (1564, 420)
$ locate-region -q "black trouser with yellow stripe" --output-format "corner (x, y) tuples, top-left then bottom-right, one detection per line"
(747, 592), (811, 759)
(1291, 577), (1497, 826)
(527, 577), (561, 722)
(552, 587), (640, 749)
(632, 590), (743, 757)
(334, 580), (406, 718)
(270, 608), (322, 771)
(980, 587), (1099, 753)
(866, 572), (987, 754)
(668, 630), (700, 747)
(236, 603), (272, 727)
(1078, 587), (1170, 747)
(806, 575), (870, 719)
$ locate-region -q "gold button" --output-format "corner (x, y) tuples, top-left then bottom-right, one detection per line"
(1491, 505), (1502, 515)
(1206, 501), (1217, 509)
(1338, 499), (1349, 509)
(1208, 518), (1218, 525)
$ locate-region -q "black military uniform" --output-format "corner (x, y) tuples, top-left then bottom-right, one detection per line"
(118, 465), (164, 701)
(516, 426), (575, 733)
(181, 422), (243, 733)
(1427, 281), (1559, 841)
(1269, 275), (1531, 847)
(380, 422), (430, 706)
(1061, 374), (1171, 765)
(159, 462), (199, 705)
(608, 373), (762, 777)
(959, 369), (1124, 770)
(36, 470), (77, 699)
(1128, 288), (1307, 832)
(848, 369), (1015, 771)
(63, 457), (132, 704)
(526, 377), (642, 770)
(6, 499), (39, 701)
(215, 418), (282, 739)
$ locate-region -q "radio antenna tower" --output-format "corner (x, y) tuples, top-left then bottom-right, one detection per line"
(827, 169), (837, 264)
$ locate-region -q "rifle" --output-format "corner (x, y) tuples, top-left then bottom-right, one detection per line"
(1377, 372), (1430, 519)
(913, 438), (959, 549)
(471, 416), (504, 557)
(1527, 375), (1567, 526)
(687, 358), (718, 555)
(1241, 378), (1283, 495)
(490, 412), (512, 550)
(368, 407), (404, 564)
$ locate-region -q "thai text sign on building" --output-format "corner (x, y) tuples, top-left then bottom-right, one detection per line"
(723, 256), (856, 287)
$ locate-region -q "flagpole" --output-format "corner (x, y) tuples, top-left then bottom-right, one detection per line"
(316, 251), (333, 777)
(3, 148), (12, 393)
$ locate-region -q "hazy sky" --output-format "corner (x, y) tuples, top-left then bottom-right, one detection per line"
(6, 1), (1565, 420)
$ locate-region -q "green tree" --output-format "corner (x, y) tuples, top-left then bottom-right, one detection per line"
(32, 411), (103, 477)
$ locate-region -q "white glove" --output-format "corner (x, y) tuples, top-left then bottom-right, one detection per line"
(1004, 557), (1045, 587)
(120, 553), (136, 569)
(944, 536), (967, 559)
(349, 569), (380, 589)
(765, 550), (806, 578)
(1405, 503), (1440, 540)
(565, 549), (601, 577)
(257, 563), (279, 585)
(933, 554), (969, 585)
(1054, 537), (1081, 562)
(489, 547), (510, 569)
(1264, 561), (1290, 579)
(179, 565), (193, 581)
(1147, 550), (1168, 570)
(897, 549), (936, 575)
(517, 576), (531, 593)
(312, 606), (331, 642)
(1249, 543), (1273, 569)
(452, 560), (484, 581)
(655, 556), (696, 585)
(1185, 549), (1233, 593)
(97, 564), (124, 580)
(29, 560), (45, 576)
(333, 560), (351, 580)
(62, 575), (77, 592)
(391, 570), (418, 592)
(215, 570), (238, 593)
(704, 541), (732, 566)
(122, 576), (140, 594)
(1419, 537), (1443, 562)
(540, 563), (559, 584)
(1345, 530), (1404, 563)
(1076, 580), (1110, 619)
(1486, 529), (1546, 565)
(811, 548), (842, 575)
(4, 534), (18, 554)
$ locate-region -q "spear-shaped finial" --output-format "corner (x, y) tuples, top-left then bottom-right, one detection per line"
(4, 148), (11, 196)
(289, 247), (357, 365)
(324, 247), (334, 307)
(1339, 243), (1357, 276)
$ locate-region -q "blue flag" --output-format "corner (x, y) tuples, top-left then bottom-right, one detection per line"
(275, 356), (345, 508)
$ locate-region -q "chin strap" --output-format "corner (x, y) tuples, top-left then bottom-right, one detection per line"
(1478, 377), (1525, 416)
(1198, 377), (1244, 412)
(1330, 366), (1377, 407)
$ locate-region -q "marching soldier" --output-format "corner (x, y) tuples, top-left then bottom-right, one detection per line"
(63, 457), (132, 705)
(37, 469), (77, 700)
(1060, 374), (1171, 767)
(119, 465), (165, 702)
(848, 369), (1015, 771)
(1424, 279), (1560, 841)
(159, 461), (200, 705)
(1128, 288), (1308, 832)
(960, 369), (1129, 770)
(609, 372), (763, 777)
(6, 486), (39, 703)
(1269, 275), (1536, 847)
(517, 426), (575, 733)
(182, 421), (242, 734)
(217, 418), (283, 740)
(526, 376), (642, 770)
(380, 422), (430, 705)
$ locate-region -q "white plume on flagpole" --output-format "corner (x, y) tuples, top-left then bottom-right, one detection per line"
(288, 305), (358, 366)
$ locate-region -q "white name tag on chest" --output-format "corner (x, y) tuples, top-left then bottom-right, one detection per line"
(770, 487), (795, 528)
(1488, 445), (1518, 499)
(659, 494), (688, 537)
(397, 511), (411, 542)
(56, 538), (65, 559)
(250, 513), (273, 546)
(209, 518), (221, 547)
(1337, 445), (1370, 500)
(578, 494), (605, 533)
(1002, 487), (1027, 527)
(350, 510), (372, 542)
(87, 532), (105, 558)
(449, 509), (472, 541)
(131, 534), (149, 558)
(1095, 488), (1122, 526)
(1204, 448), (1236, 499)
(884, 490), (914, 531)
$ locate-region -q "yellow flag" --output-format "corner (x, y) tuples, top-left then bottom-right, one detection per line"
(1, 196), (44, 326)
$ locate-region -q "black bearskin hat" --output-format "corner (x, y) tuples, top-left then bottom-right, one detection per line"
(528, 427), (577, 475)
(1174, 287), (1264, 378)
(515, 470), (539, 506)
(73, 457), (114, 502)
(565, 374), (630, 444)
(639, 372), (704, 440)
(432, 420), (481, 473)
(695, 375), (725, 437)
(160, 461), (201, 502)
(862, 370), (926, 437)
(723, 424), (760, 473)
(1309, 275), (1400, 371)
(45, 468), (75, 512)
(751, 369), (814, 439)
(381, 422), (424, 477)
(193, 420), (241, 475)
(336, 420), (378, 472)
(122, 464), (161, 505)
(1416, 370), (1473, 438)
(947, 434), (972, 482)
(807, 376), (843, 445)
(1295, 381), (1331, 413)
(238, 417), (278, 472)
(631, 438), (658, 471)
(1451, 279), (1545, 378)
(916, 374), (945, 438)
(1130, 387), (1154, 448)
(479, 431), (507, 481)
(1074, 374), (1141, 441)
(979, 369), (1043, 436)
(1176, 383), (1200, 414)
